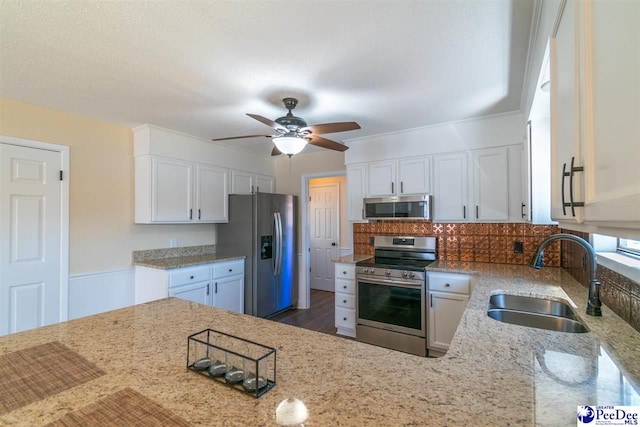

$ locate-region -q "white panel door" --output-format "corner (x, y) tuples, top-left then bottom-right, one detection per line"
(196, 164), (228, 222)
(0, 144), (62, 335)
(152, 157), (192, 222)
(309, 184), (339, 292)
(433, 153), (468, 221)
(472, 147), (509, 221)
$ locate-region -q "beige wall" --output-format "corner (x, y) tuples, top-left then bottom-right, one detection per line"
(0, 97), (214, 274)
(274, 150), (350, 250)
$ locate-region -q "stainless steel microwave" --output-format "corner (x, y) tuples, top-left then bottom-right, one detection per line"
(363, 195), (432, 220)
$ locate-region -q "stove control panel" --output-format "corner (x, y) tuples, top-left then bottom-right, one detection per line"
(356, 266), (425, 281)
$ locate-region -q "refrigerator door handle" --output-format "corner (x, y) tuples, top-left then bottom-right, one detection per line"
(273, 212), (282, 276)
(272, 212), (278, 275)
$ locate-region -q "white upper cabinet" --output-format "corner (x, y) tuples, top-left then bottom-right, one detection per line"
(433, 152), (469, 221)
(471, 147), (509, 221)
(346, 163), (367, 221)
(367, 160), (397, 196)
(580, 0), (640, 228)
(433, 147), (518, 222)
(550, 0), (639, 231)
(230, 170), (274, 194)
(196, 164), (228, 222)
(367, 157), (431, 197)
(135, 155), (228, 224)
(398, 157), (431, 195)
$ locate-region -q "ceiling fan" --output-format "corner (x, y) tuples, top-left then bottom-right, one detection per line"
(212, 98), (361, 157)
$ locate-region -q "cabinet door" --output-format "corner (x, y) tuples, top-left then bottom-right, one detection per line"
(213, 276), (244, 314)
(471, 147), (509, 221)
(581, 0), (640, 228)
(230, 170), (254, 194)
(550, 0), (584, 223)
(367, 160), (397, 196)
(169, 281), (210, 305)
(398, 157), (431, 195)
(196, 164), (228, 222)
(428, 291), (468, 352)
(152, 157), (192, 222)
(346, 164), (367, 221)
(433, 153), (468, 221)
(255, 174), (274, 193)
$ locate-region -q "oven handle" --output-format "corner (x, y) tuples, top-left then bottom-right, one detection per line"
(357, 276), (424, 288)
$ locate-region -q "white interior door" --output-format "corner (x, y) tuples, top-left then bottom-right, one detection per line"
(0, 143), (62, 335)
(309, 184), (339, 292)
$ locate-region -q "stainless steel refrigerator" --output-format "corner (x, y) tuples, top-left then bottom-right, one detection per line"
(217, 193), (297, 318)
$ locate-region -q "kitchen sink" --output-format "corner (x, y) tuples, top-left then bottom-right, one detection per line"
(487, 293), (589, 333)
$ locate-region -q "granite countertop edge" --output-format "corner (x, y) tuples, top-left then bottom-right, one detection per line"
(133, 254), (246, 269)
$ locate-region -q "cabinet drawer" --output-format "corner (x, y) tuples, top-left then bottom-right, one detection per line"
(335, 278), (355, 295)
(335, 307), (356, 329)
(335, 264), (355, 280)
(212, 260), (244, 279)
(428, 272), (471, 294)
(335, 293), (355, 309)
(168, 266), (210, 287)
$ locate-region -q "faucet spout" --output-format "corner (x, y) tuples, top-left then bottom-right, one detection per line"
(529, 233), (602, 316)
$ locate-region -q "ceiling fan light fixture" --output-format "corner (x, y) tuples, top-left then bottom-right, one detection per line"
(273, 136), (307, 156)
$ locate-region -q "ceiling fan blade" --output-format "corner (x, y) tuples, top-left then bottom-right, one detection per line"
(271, 145), (282, 156)
(212, 134), (271, 141)
(247, 113), (288, 132)
(307, 135), (349, 152)
(303, 121), (361, 134)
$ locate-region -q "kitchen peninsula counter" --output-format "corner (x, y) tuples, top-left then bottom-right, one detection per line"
(2, 264), (639, 426)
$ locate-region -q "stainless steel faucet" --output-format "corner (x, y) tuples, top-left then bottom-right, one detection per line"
(529, 233), (602, 316)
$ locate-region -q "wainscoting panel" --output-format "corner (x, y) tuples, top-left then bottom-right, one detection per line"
(68, 268), (134, 320)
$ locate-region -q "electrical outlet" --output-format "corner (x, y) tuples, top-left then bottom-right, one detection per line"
(170, 238), (177, 248)
(513, 241), (524, 254)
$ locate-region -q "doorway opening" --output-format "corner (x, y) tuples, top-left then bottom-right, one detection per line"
(299, 171), (349, 310)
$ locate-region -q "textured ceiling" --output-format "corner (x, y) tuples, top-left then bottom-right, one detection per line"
(0, 0), (535, 156)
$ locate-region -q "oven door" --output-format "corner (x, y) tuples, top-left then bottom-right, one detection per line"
(356, 276), (426, 337)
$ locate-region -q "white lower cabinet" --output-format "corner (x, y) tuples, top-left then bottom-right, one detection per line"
(427, 272), (475, 355)
(334, 263), (356, 337)
(134, 259), (244, 314)
(212, 260), (244, 313)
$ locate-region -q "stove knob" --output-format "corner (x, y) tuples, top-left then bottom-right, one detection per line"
(410, 272), (416, 279)
(363, 268), (368, 273)
(370, 268), (375, 274)
(402, 271), (408, 278)
(386, 270), (391, 276)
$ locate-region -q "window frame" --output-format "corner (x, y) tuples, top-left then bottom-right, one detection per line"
(618, 238), (640, 259)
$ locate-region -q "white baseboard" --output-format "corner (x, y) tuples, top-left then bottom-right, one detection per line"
(68, 268), (135, 320)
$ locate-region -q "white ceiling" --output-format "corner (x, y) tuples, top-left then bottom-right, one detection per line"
(0, 0), (535, 156)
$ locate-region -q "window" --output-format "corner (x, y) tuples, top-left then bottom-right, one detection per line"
(618, 239), (640, 258)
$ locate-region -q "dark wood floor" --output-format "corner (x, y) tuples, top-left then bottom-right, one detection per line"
(270, 289), (338, 336)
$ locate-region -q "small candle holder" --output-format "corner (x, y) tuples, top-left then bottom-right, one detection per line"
(187, 328), (276, 398)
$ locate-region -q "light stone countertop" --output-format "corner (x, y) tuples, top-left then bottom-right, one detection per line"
(133, 253), (245, 269)
(331, 253), (373, 264)
(1, 263), (639, 426)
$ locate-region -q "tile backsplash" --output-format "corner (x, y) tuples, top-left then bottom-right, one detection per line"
(560, 229), (640, 333)
(353, 221), (560, 266)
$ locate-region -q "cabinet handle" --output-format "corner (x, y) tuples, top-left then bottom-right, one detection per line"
(206, 284), (210, 296)
(342, 271), (347, 275)
(400, 181), (404, 193)
(256, 186), (260, 193)
(215, 282), (218, 294)
(189, 209), (193, 220)
(561, 162), (568, 215)
(391, 182), (394, 194)
(251, 185), (254, 193)
(445, 283), (450, 287)
(198, 209), (201, 220)
(343, 300), (347, 304)
(229, 268), (232, 272)
(568, 156), (584, 217)
(430, 293), (433, 307)
(475, 205), (479, 219)
(343, 317), (347, 321)
(521, 203), (526, 218)
(190, 275), (194, 279)
(343, 285), (347, 289)
(463, 206), (466, 219)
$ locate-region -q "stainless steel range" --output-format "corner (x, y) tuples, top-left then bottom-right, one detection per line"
(355, 236), (436, 357)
